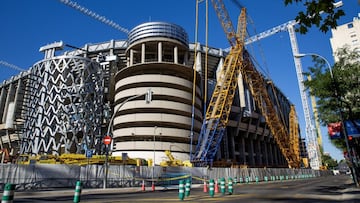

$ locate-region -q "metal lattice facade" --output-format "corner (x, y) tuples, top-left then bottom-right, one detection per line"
(20, 56), (104, 155)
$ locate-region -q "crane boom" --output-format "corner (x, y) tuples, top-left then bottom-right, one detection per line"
(59, 0), (129, 34)
(0, 61), (26, 72)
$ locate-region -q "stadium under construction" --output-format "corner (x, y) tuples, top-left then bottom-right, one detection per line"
(0, 14), (309, 168)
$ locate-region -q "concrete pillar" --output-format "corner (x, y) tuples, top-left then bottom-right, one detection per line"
(273, 144), (279, 165)
(264, 141), (269, 165)
(158, 42), (162, 62)
(240, 137), (246, 164)
(268, 142), (274, 165)
(194, 51), (201, 72)
(129, 49), (134, 66)
(141, 43), (146, 63)
(174, 46), (178, 64)
(0, 88), (6, 123)
(2, 83), (14, 123)
(256, 139), (262, 166)
(229, 131), (235, 161)
(249, 138), (255, 165)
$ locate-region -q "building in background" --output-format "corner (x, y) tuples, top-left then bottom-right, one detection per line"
(330, 13), (360, 61)
(0, 22), (304, 168)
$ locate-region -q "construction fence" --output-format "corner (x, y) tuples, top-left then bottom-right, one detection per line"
(0, 164), (332, 191)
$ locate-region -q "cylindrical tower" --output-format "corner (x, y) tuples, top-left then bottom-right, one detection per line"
(112, 22), (203, 164)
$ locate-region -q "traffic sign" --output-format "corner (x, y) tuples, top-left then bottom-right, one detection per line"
(103, 135), (112, 145)
(86, 150), (93, 158)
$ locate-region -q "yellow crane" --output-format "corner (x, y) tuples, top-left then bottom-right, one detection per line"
(192, 0), (300, 168)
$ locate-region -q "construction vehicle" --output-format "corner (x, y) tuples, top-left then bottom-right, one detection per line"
(191, 0), (301, 168)
(160, 150), (192, 167)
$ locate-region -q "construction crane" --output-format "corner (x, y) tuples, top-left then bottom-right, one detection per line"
(0, 60), (26, 72)
(244, 19), (322, 169)
(242, 1), (343, 169)
(59, 0), (129, 35)
(192, 0), (300, 168)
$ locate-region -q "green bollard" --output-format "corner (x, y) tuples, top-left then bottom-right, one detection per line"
(2, 183), (15, 203)
(234, 177), (237, 185)
(220, 177), (226, 195)
(245, 176), (249, 184)
(228, 178), (233, 195)
(73, 180), (82, 203)
(209, 179), (215, 197)
(255, 176), (259, 184)
(264, 176), (268, 182)
(185, 179), (191, 197)
(239, 177), (243, 183)
(179, 180), (185, 201)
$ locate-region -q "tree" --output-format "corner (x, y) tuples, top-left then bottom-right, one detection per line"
(284, 0), (345, 34)
(303, 46), (360, 157)
(322, 153), (338, 169)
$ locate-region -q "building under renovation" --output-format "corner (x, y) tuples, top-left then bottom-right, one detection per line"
(0, 21), (306, 168)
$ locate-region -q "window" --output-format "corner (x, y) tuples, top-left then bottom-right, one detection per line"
(347, 23), (354, 29)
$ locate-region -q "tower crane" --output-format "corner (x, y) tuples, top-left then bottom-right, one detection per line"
(59, 0), (129, 35)
(244, 19), (321, 169)
(242, 1), (343, 170)
(191, 0), (300, 168)
(0, 61), (26, 72)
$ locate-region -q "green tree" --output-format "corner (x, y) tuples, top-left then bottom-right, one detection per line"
(284, 0), (345, 34)
(303, 46), (360, 151)
(322, 153), (338, 169)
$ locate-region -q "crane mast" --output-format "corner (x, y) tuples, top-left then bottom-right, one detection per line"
(244, 20), (321, 169)
(242, 1), (343, 169)
(192, 0), (300, 168)
(192, 2), (247, 166)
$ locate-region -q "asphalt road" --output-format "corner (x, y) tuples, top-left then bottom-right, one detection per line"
(11, 174), (360, 203)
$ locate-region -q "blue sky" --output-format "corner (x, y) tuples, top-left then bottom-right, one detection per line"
(1, 0), (358, 161)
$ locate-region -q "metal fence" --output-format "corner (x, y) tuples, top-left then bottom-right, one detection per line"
(0, 164), (332, 191)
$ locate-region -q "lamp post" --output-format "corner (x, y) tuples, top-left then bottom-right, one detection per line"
(103, 89), (152, 189)
(295, 53), (358, 186)
(152, 126), (157, 191)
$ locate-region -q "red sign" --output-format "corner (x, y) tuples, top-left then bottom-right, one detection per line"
(103, 135), (112, 145)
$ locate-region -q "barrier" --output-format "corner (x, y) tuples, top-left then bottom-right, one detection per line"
(228, 177), (233, 195)
(73, 181), (82, 203)
(203, 180), (208, 192)
(1, 183), (15, 203)
(209, 179), (214, 197)
(185, 179), (191, 197)
(178, 180), (185, 201)
(214, 180), (219, 193)
(220, 177), (225, 195)
(141, 180), (145, 191)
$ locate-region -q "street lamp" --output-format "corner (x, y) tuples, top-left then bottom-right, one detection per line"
(103, 89), (153, 189)
(295, 53), (358, 186)
(152, 126), (157, 191)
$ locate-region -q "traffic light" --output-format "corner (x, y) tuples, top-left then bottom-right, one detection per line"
(145, 88), (153, 103)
